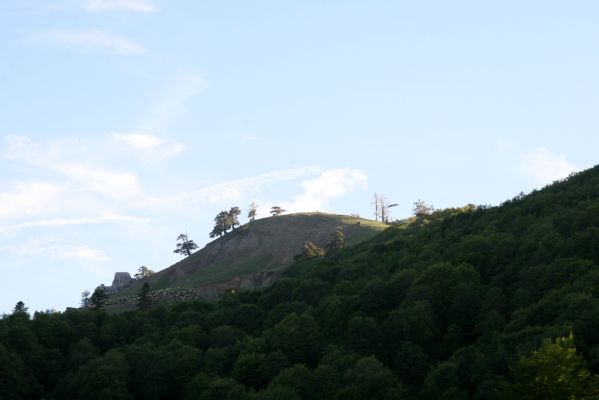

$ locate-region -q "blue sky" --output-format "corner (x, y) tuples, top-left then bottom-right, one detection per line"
(1, 0), (598, 313)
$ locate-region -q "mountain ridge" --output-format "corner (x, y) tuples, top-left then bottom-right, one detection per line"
(105, 212), (387, 308)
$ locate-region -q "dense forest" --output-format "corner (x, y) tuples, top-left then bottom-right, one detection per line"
(2, 166), (599, 399)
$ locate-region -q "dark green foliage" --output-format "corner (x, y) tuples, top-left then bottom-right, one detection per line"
(210, 207), (242, 237)
(507, 334), (597, 399)
(12, 301), (28, 315)
(4, 166), (599, 398)
(137, 282), (151, 311)
(270, 206), (285, 216)
(90, 287), (108, 310)
(174, 233), (199, 257)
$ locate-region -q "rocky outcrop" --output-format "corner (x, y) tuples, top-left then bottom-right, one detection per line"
(96, 272), (133, 295)
(111, 272), (133, 291)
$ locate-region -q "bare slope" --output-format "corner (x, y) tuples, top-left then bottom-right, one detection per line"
(114, 213), (387, 300)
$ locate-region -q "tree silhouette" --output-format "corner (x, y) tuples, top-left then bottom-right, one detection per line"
(80, 291), (91, 308)
(270, 206), (286, 216)
(12, 301), (28, 315)
(173, 233), (198, 257)
(248, 202), (258, 222)
(137, 282), (151, 311)
(89, 287), (107, 310)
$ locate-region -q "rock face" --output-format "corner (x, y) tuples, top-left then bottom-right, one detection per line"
(96, 272), (133, 295)
(111, 272), (133, 291)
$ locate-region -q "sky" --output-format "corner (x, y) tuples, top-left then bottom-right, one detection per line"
(1, 0), (598, 313)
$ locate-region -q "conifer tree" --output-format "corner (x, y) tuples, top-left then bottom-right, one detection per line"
(173, 233), (198, 257)
(270, 206), (286, 216)
(80, 290), (91, 308)
(12, 301), (28, 315)
(137, 282), (151, 311)
(327, 227), (345, 253)
(89, 287), (108, 310)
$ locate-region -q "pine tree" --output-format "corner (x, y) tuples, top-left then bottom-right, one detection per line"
(270, 206), (286, 216)
(327, 227), (345, 253)
(137, 282), (151, 311)
(89, 287), (108, 310)
(12, 301), (28, 315)
(80, 290), (91, 308)
(174, 233), (199, 256)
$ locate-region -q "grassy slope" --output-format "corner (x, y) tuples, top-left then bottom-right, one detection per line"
(114, 213), (387, 297)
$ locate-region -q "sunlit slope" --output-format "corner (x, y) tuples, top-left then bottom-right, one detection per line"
(117, 213), (387, 296)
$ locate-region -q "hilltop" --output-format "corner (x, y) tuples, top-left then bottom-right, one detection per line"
(107, 213), (387, 307)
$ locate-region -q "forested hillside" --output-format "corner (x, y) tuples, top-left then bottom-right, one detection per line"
(2, 166), (599, 399)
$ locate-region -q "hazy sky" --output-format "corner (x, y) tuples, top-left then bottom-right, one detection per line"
(1, 0), (598, 313)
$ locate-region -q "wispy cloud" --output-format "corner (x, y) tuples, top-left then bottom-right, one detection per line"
(137, 73), (207, 132)
(521, 147), (577, 185)
(0, 238), (109, 262)
(55, 245), (110, 262)
(0, 181), (65, 220)
(157, 166), (323, 207)
(2, 136), (327, 220)
(110, 133), (184, 160)
(5, 135), (144, 203)
(282, 168), (368, 213)
(83, 0), (158, 13)
(33, 29), (147, 55)
(0, 214), (148, 234)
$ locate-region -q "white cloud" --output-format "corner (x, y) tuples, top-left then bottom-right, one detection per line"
(34, 29), (146, 55)
(282, 168), (368, 213)
(0, 239), (109, 262)
(110, 133), (184, 160)
(5, 135), (144, 203)
(59, 163), (143, 200)
(55, 245), (109, 262)
(0, 214), (148, 234)
(521, 147), (577, 185)
(83, 0), (158, 13)
(0, 181), (65, 221)
(156, 166), (322, 208)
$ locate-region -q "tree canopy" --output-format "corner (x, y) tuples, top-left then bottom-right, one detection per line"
(173, 233), (199, 257)
(270, 206), (286, 216)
